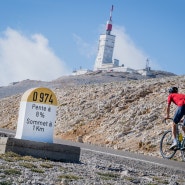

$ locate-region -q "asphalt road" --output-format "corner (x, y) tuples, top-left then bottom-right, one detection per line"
(0, 128), (185, 176)
(54, 138), (185, 175)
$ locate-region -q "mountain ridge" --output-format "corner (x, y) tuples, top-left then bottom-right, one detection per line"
(0, 70), (183, 160)
(0, 69), (176, 99)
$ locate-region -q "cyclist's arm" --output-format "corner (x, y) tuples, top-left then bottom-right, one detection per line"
(166, 104), (170, 118)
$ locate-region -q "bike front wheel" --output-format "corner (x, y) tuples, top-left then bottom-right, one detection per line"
(160, 130), (176, 159)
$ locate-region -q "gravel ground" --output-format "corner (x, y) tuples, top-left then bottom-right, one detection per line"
(0, 150), (184, 185)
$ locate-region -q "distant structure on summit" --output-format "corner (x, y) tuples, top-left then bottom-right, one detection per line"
(73, 5), (153, 76)
(94, 5), (119, 71)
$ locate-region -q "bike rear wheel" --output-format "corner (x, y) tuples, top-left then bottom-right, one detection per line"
(160, 130), (176, 159)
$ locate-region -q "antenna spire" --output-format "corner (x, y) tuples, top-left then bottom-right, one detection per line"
(106, 5), (114, 35)
(110, 5), (113, 21)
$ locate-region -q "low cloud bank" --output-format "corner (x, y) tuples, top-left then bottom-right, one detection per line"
(113, 26), (160, 70)
(0, 28), (69, 86)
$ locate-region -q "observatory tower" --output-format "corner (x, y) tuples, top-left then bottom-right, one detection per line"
(94, 5), (118, 71)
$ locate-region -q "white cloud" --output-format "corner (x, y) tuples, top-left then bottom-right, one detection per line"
(73, 33), (97, 59)
(73, 24), (161, 71)
(0, 28), (70, 86)
(112, 25), (161, 70)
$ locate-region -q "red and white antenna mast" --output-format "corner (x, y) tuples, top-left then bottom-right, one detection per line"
(106, 5), (114, 35)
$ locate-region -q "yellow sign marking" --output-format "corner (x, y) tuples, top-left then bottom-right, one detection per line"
(21, 87), (57, 106)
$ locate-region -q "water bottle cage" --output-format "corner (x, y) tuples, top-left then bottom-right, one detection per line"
(179, 133), (183, 142)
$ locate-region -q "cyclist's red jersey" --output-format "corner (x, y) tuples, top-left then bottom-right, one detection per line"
(168, 93), (185, 106)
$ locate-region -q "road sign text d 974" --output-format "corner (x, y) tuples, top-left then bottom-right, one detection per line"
(33, 92), (53, 104)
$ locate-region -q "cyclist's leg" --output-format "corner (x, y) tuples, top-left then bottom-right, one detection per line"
(181, 106), (185, 134)
(170, 122), (178, 149)
(171, 106), (184, 148)
(182, 116), (185, 133)
(171, 122), (177, 139)
(173, 107), (181, 136)
(182, 125), (185, 133)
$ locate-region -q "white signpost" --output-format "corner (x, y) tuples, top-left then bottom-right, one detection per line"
(15, 87), (57, 143)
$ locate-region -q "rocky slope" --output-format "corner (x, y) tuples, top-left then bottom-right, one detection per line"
(0, 70), (183, 159)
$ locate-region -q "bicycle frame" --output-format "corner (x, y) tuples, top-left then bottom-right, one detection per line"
(165, 118), (183, 149)
(176, 127), (184, 150)
(160, 118), (185, 161)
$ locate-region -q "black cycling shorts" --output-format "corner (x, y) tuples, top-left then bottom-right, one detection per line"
(173, 105), (185, 125)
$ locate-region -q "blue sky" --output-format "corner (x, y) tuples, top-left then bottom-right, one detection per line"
(0, 0), (185, 86)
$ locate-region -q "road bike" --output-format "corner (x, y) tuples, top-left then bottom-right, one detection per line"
(160, 118), (185, 161)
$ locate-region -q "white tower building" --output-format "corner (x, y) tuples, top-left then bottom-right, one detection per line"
(94, 5), (118, 71)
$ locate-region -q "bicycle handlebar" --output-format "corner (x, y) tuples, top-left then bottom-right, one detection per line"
(162, 118), (173, 124)
(163, 118), (184, 126)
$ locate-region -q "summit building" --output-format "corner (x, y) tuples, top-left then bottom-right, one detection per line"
(94, 5), (119, 71)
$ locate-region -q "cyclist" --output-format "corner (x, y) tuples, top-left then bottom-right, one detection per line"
(166, 87), (185, 149)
